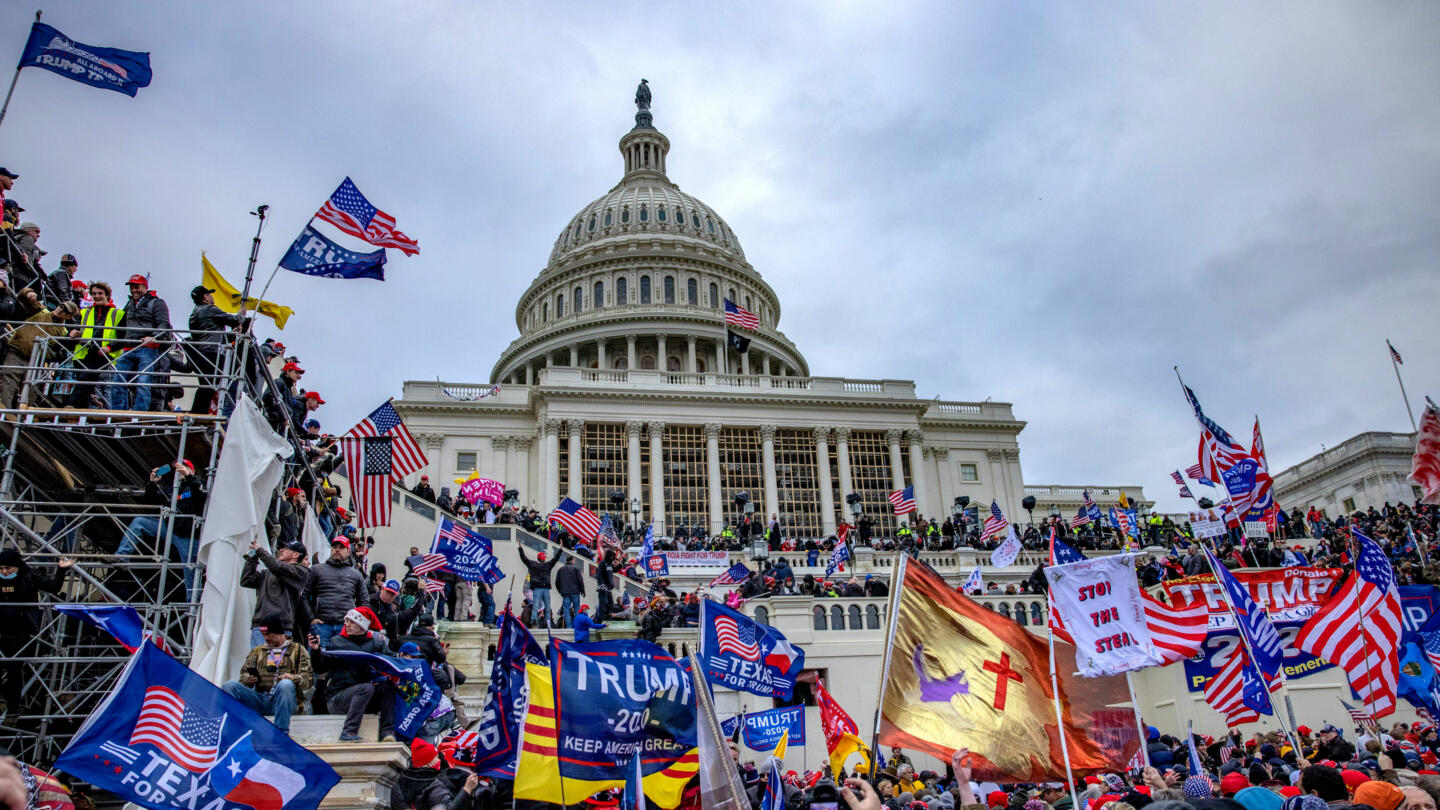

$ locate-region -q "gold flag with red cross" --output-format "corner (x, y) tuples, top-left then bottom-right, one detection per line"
(879, 557), (1140, 782)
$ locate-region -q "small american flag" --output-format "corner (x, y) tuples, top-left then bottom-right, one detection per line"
(598, 514), (622, 549)
(723, 298), (759, 331)
(340, 435), (395, 529)
(888, 486), (915, 516)
(549, 497), (601, 542)
(346, 401), (427, 478)
(1184, 463), (1217, 487)
(128, 686), (224, 773)
(1171, 471), (1185, 486)
(1218, 742), (1236, 762)
(1389, 340), (1403, 365)
(1341, 698), (1376, 728)
(710, 562), (752, 587)
(315, 177), (420, 255)
(422, 577), (446, 594)
(1070, 508), (1090, 528)
(412, 552), (448, 576)
(981, 501), (1008, 540)
(437, 516), (476, 545)
(714, 614), (761, 660)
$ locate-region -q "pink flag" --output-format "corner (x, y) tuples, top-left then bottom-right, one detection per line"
(457, 474), (505, 507)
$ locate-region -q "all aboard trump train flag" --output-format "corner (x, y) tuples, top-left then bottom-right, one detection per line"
(879, 556), (1140, 782)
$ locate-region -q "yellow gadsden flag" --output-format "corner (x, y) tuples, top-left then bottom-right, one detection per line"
(879, 557), (1139, 782)
(201, 253), (294, 329)
(513, 663), (699, 809)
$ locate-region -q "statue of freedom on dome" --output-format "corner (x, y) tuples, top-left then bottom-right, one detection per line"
(635, 79), (651, 111)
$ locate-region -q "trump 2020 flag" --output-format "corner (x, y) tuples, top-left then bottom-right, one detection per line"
(699, 600), (805, 699)
(56, 642), (338, 810)
(18, 22), (152, 97)
(473, 608), (547, 777)
(826, 542), (850, 577)
(279, 224), (387, 281)
(320, 649), (441, 738)
(432, 517), (504, 585)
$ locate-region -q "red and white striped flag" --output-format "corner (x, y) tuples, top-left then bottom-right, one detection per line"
(723, 299), (759, 331)
(339, 435), (396, 530)
(411, 553), (448, 576)
(422, 577), (446, 594)
(345, 401), (426, 479)
(1204, 650), (1262, 726)
(1141, 591), (1209, 665)
(315, 177), (420, 255)
(128, 686), (225, 773)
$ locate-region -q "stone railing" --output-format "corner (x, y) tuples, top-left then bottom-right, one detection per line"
(1273, 431), (1416, 489)
(528, 367), (924, 399)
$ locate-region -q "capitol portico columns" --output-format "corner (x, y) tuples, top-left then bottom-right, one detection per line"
(567, 420), (584, 501)
(490, 436), (510, 484)
(835, 427), (854, 506)
(649, 422), (666, 535)
(705, 423), (723, 534)
(597, 340), (607, 369)
(626, 421), (644, 524)
(887, 429), (906, 492)
(543, 419), (561, 508)
(933, 447), (952, 515)
(815, 427), (836, 536)
(761, 425), (779, 521)
(907, 430), (927, 516)
(511, 436), (531, 505)
(569, 345), (578, 366)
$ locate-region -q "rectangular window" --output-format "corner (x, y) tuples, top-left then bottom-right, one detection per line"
(719, 427), (766, 524)
(776, 428), (821, 539)
(456, 451), (477, 472)
(581, 423), (627, 523)
(959, 463), (979, 482)
(1342, 497), (1356, 513)
(848, 430), (898, 538)
(664, 425), (708, 534)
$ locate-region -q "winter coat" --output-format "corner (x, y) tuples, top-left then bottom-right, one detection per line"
(187, 303), (242, 347)
(305, 556), (368, 624)
(4, 309), (68, 359)
(146, 475), (207, 540)
(117, 291), (172, 344)
(573, 612), (606, 642)
(595, 557), (617, 591)
(554, 561), (585, 596)
(368, 592), (423, 650)
(43, 268), (76, 309)
(398, 625), (448, 664)
(241, 548), (309, 631)
(312, 629), (388, 693)
(391, 766), (466, 810)
(239, 639), (313, 694)
(0, 560), (68, 637)
(517, 547), (560, 589)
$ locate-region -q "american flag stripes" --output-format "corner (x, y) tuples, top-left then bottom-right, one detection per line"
(1069, 508), (1090, 529)
(346, 401), (427, 478)
(128, 686), (225, 773)
(339, 435), (395, 530)
(1184, 463), (1217, 487)
(1203, 649), (1269, 726)
(710, 562), (752, 588)
(315, 177), (420, 255)
(549, 497), (602, 542)
(411, 553), (448, 576)
(1141, 591), (1209, 666)
(981, 501), (1008, 540)
(1295, 530), (1403, 717)
(1341, 698), (1376, 729)
(714, 614), (761, 660)
(1204, 547), (1287, 678)
(723, 298), (759, 331)
(888, 486), (915, 516)
(1171, 471), (1186, 486)
(422, 577), (446, 594)
(1389, 340), (1404, 365)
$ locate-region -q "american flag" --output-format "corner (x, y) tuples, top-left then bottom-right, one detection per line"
(339, 435), (396, 529)
(1420, 626), (1440, 678)
(888, 486), (915, 516)
(1204, 546), (1286, 678)
(315, 177), (420, 255)
(1069, 508), (1090, 529)
(1204, 648), (1272, 726)
(1045, 529), (1086, 642)
(1082, 489), (1103, 523)
(981, 501), (1008, 540)
(1171, 471), (1186, 486)
(723, 298), (759, 331)
(1247, 418), (1275, 513)
(1184, 463), (1217, 488)
(1390, 340), (1403, 365)
(437, 516), (476, 545)
(345, 401), (427, 479)
(128, 686), (225, 773)
(549, 497), (601, 542)
(598, 514), (622, 549)
(710, 562), (752, 587)
(412, 552), (448, 576)
(421, 577), (446, 594)
(1141, 591), (1209, 665)
(1295, 530), (1403, 717)
(1341, 698), (1376, 729)
(1218, 742), (1237, 762)
(714, 614), (761, 660)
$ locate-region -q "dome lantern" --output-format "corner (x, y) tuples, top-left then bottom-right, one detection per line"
(620, 79), (669, 181)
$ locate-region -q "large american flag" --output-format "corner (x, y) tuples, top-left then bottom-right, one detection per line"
(315, 177), (420, 255)
(1295, 530), (1403, 717)
(1203, 648), (1275, 726)
(340, 435), (396, 529)
(1069, 508), (1090, 529)
(346, 401), (427, 479)
(1141, 591), (1209, 665)
(888, 486), (915, 516)
(723, 299), (759, 331)
(128, 686), (224, 773)
(714, 614), (761, 660)
(981, 501), (1008, 540)
(549, 497), (601, 542)
(710, 562), (751, 588)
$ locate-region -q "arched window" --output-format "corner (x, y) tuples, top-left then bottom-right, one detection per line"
(640, 355), (655, 370)
(667, 356), (681, 372)
(621, 207), (630, 224)
(587, 216), (596, 232)
(848, 605), (862, 630)
(692, 212), (701, 229)
(542, 302), (549, 322)
(640, 275), (651, 304)
(998, 602), (1011, 620)
(753, 606), (769, 626)
(573, 286), (583, 313)
(617, 277), (627, 304)
(707, 217), (715, 234)
(709, 283), (719, 308)
(865, 604), (881, 629)
(574, 221), (582, 239)
(696, 358), (706, 372)
(664, 276), (675, 304)
(1031, 603), (1044, 625)
(728, 288), (737, 305)
(594, 281), (604, 309)
(745, 295), (752, 312)
(603, 211), (612, 227)
(639, 205), (648, 222)
(687, 278), (698, 305)
(1016, 608), (1028, 627)
(614, 357), (628, 370)
(555, 293), (564, 318)
(830, 605), (844, 629)
(813, 606), (827, 630)
(657, 207), (667, 222)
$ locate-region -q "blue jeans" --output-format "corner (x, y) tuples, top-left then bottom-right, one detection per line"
(560, 593), (581, 628)
(312, 623), (341, 649)
(109, 346), (160, 411)
(117, 515), (197, 600)
(222, 678), (298, 732)
(477, 590), (495, 623)
(532, 587), (551, 627)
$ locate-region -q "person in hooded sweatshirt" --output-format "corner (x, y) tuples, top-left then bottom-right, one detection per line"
(0, 547), (72, 717)
(308, 607), (395, 743)
(572, 604), (606, 643)
(392, 738), (481, 810)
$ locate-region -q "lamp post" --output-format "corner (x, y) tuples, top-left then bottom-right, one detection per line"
(630, 497), (642, 534)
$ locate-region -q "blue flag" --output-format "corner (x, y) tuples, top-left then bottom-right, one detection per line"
(279, 224), (387, 280)
(642, 554), (670, 580)
(433, 517), (504, 585)
(18, 23), (152, 97)
(761, 754), (784, 810)
(320, 649), (440, 738)
(1238, 653), (1275, 716)
(473, 608), (547, 777)
(699, 600), (805, 699)
(622, 746), (646, 810)
(1186, 724), (1205, 775)
(54, 604), (152, 652)
(1203, 547), (1286, 679)
(641, 524), (655, 558)
(826, 542), (850, 577)
(56, 643), (338, 810)
(720, 705), (805, 751)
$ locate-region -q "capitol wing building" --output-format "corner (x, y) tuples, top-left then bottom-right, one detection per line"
(395, 92), (1138, 537)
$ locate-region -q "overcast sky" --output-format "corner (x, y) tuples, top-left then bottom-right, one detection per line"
(5, 2), (1437, 512)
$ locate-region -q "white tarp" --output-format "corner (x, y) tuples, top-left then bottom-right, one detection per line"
(191, 395), (293, 684)
(1044, 554), (1160, 677)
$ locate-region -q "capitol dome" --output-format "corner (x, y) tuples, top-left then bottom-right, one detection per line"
(492, 83), (808, 384)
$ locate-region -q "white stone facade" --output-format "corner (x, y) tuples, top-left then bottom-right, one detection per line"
(1272, 431), (1419, 517)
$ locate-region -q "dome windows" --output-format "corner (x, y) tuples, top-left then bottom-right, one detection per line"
(707, 217), (715, 234)
(687, 278), (697, 305)
(709, 282), (718, 309)
(640, 355), (656, 370)
(556, 293), (565, 318)
(594, 280), (604, 309)
(617, 277), (628, 304)
(640, 275), (652, 304)
(639, 205), (648, 222)
(664, 276), (675, 304)
(574, 286), (583, 313)
(691, 212), (701, 229)
(621, 207), (630, 224)
(603, 211), (612, 227)
(542, 302), (549, 322)
(657, 207), (667, 222)
(587, 216), (596, 233)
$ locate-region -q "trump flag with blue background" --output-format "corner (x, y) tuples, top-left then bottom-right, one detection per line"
(721, 706), (805, 751)
(431, 517), (505, 584)
(18, 22), (152, 97)
(279, 225), (387, 281)
(56, 643), (338, 810)
(699, 600), (805, 699)
(321, 649), (441, 738)
(472, 608), (547, 777)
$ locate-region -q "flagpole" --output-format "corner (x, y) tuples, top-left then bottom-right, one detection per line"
(1124, 671), (1151, 769)
(1389, 340), (1417, 432)
(867, 553), (906, 780)
(0, 12), (39, 131)
(1046, 616), (1082, 810)
(238, 204), (269, 319)
(254, 215), (312, 307)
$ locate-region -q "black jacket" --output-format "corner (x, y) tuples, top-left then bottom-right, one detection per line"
(517, 547), (560, 589)
(312, 630), (388, 693)
(554, 561), (585, 596)
(0, 561), (68, 636)
(118, 291), (172, 344)
(368, 592), (423, 650)
(44, 268), (76, 309)
(595, 557), (617, 591)
(305, 556), (368, 624)
(241, 548), (309, 631)
(187, 303), (243, 347)
(391, 766), (466, 810)
(398, 625), (448, 665)
(146, 474), (207, 539)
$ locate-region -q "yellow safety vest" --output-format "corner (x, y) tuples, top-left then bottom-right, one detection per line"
(74, 304), (124, 361)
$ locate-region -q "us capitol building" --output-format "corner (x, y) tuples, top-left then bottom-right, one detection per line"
(394, 84), (1149, 536)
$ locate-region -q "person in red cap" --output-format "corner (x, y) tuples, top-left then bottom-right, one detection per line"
(307, 606), (395, 742)
(1219, 772), (1249, 797)
(110, 273), (171, 412)
(304, 535), (367, 649)
(274, 360), (307, 427)
(393, 738), (481, 810)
